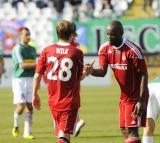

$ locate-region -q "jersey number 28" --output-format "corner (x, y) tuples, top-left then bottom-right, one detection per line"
(47, 56), (73, 81)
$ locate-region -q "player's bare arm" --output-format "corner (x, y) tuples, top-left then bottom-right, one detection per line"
(80, 60), (95, 80)
(139, 72), (148, 102)
(83, 60), (107, 77)
(91, 67), (107, 77)
(32, 73), (42, 110)
(133, 72), (148, 117)
(80, 67), (92, 80)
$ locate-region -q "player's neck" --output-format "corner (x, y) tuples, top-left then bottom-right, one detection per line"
(58, 40), (70, 45)
(20, 42), (29, 47)
(57, 40), (70, 46)
(114, 38), (123, 47)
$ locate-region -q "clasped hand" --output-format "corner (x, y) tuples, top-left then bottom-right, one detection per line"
(83, 60), (95, 76)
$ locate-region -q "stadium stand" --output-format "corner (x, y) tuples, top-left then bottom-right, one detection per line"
(0, 0), (158, 54)
(0, 0), (133, 53)
(124, 0), (154, 18)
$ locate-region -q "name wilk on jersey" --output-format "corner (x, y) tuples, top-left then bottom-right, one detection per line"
(110, 63), (127, 70)
(56, 48), (69, 54)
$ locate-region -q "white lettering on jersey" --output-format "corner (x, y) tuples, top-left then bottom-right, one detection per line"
(47, 56), (73, 81)
(56, 48), (69, 54)
(110, 63), (127, 70)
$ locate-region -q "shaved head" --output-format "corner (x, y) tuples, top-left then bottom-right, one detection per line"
(109, 20), (124, 35)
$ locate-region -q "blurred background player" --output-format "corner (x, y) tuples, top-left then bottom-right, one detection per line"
(32, 20), (90, 143)
(12, 27), (37, 139)
(143, 77), (160, 143)
(86, 20), (149, 143)
(70, 22), (85, 137)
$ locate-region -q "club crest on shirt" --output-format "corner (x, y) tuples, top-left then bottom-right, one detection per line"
(115, 49), (120, 53)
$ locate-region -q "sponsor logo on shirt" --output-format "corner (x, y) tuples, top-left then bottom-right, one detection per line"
(110, 63), (127, 70)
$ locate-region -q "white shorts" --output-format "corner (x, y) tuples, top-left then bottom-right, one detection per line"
(12, 77), (33, 104)
(147, 83), (160, 123)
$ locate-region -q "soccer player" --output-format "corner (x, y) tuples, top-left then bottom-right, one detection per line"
(70, 23), (85, 137)
(143, 77), (160, 143)
(32, 20), (89, 143)
(12, 27), (37, 139)
(86, 20), (149, 143)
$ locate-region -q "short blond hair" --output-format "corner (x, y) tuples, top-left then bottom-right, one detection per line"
(56, 20), (77, 41)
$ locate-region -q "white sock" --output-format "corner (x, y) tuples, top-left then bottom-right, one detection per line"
(14, 112), (20, 128)
(24, 112), (32, 136)
(142, 136), (153, 143)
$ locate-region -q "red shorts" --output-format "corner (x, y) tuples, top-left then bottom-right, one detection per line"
(119, 102), (147, 128)
(50, 109), (78, 137)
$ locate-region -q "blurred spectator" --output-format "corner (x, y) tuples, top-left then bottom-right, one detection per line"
(52, 0), (65, 19)
(152, 0), (160, 17)
(94, 0), (113, 19)
(101, 0), (113, 15)
(0, 0), (6, 6)
(68, 0), (82, 21)
(35, 0), (48, 9)
(141, 0), (154, 17)
(111, 0), (128, 17)
(87, 0), (95, 9)
(80, 0), (95, 19)
(142, 0), (153, 11)
(0, 0), (131, 21)
(11, 0), (23, 9)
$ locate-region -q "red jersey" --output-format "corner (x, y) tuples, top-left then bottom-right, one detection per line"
(71, 40), (80, 48)
(36, 42), (83, 111)
(98, 38), (148, 103)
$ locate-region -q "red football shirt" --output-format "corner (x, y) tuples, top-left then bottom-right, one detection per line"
(98, 38), (148, 103)
(36, 42), (83, 111)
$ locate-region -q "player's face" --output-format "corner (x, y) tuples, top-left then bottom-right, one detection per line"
(107, 25), (122, 46)
(20, 30), (30, 45)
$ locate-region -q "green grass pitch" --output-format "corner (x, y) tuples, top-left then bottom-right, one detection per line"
(0, 85), (159, 143)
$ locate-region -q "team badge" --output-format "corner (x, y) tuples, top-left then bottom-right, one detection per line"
(115, 49), (120, 53)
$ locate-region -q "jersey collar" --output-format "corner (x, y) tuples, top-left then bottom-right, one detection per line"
(57, 40), (70, 46)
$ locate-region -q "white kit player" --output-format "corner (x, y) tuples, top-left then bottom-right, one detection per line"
(143, 77), (160, 143)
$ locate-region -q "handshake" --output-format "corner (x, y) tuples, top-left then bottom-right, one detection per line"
(81, 60), (95, 80)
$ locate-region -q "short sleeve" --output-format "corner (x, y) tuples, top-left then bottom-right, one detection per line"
(98, 44), (108, 69)
(14, 45), (23, 63)
(36, 49), (46, 74)
(128, 47), (147, 73)
(131, 58), (147, 73)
